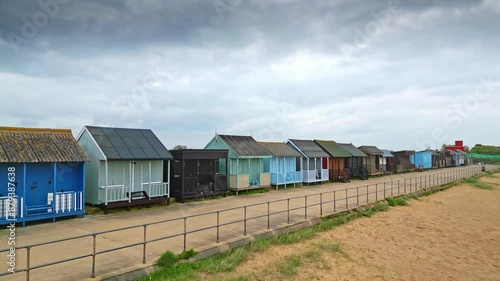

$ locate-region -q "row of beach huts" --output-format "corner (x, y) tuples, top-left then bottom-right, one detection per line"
(0, 126), (470, 225)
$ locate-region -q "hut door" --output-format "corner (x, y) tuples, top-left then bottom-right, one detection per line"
(183, 160), (198, 195)
(249, 159), (260, 186)
(131, 162), (142, 192)
(25, 163), (53, 211)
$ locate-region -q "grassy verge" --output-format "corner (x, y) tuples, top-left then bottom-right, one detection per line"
(461, 176), (493, 190)
(140, 203), (383, 281)
(141, 169), (498, 281)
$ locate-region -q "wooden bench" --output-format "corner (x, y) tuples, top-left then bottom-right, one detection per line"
(127, 191), (150, 200)
(26, 204), (52, 215)
(99, 191), (170, 214)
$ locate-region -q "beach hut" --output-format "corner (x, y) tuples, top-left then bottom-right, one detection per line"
(204, 134), (271, 194)
(465, 152), (472, 165)
(358, 146), (384, 176)
(438, 151), (447, 168)
(77, 126), (173, 213)
(391, 150), (416, 173)
(286, 139), (329, 184)
(259, 142), (303, 189)
(411, 149), (439, 170)
(337, 143), (368, 179)
(314, 140), (352, 182)
(169, 149), (228, 202)
(380, 149), (394, 173)
(456, 150), (467, 166)
(0, 127), (89, 226)
(444, 150), (458, 167)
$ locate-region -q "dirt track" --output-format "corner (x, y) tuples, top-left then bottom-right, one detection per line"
(215, 173), (500, 281)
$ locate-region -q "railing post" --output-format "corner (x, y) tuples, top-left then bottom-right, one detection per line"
(243, 207), (247, 236)
(320, 193), (323, 216)
(26, 246), (31, 281)
(287, 199), (290, 224)
(398, 180), (400, 195)
(142, 225), (147, 264)
(404, 179), (406, 193)
(304, 196), (308, 219)
(383, 182), (386, 198)
(267, 202), (270, 229)
(183, 217), (188, 251)
(391, 181), (393, 196)
(333, 190), (336, 212)
(375, 184), (378, 201)
(356, 187), (359, 206)
(345, 189), (348, 209)
(216, 211), (220, 243)
(91, 234), (96, 278)
(366, 185), (369, 203)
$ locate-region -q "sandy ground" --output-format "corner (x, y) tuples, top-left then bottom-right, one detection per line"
(214, 173), (500, 281)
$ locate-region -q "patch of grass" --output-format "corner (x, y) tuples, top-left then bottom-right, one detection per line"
(361, 201), (389, 218)
(178, 249), (197, 260)
(198, 247), (251, 274)
(247, 238), (273, 252)
(147, 261), (197, 280)
(303, 250), (323, 262)
(371, 204), (388, 212)
(386, 197), (397, 206)
(484, 171), (496, 178)
(404, 193), (419, 200)
(462, 177), (493, 190)
(386, 196), (406, 206)
(277, 255), (301, 277)
(156, 251), (178, 268)
(394, 197), (407, 206)
(362, 209), (374, 217)
(224, 276), (250, 281)
(275, 227), (317, 244)
(317, 242), (341, 253)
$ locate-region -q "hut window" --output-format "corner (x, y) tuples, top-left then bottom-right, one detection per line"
(174, 160), (182, 177)
(238, 159), (249, 174)
(217, 159), (227, 175)
(262, 159), (270, 173)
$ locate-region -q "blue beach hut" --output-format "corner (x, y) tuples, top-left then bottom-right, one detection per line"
(411, 149), (439, 170)
(0, 127), (89, 226)
(286, 139), (329, 184)
(259, 142), (303, 189)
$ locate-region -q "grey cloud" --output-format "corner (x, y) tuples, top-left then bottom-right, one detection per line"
(0, 0), (498, 150)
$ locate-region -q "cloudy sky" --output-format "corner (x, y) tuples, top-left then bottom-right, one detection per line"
(0, 0), (499, 150)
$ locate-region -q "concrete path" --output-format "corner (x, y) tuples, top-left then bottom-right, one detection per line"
(0, 166), (488, 281)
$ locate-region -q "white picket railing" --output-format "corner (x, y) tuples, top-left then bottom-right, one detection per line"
(99, 185), (131, 203)
(53, 191), (84, 213)
(321, 169), (329, 180)
(0, 196), (21, 220)
(143, 182), (169, 198)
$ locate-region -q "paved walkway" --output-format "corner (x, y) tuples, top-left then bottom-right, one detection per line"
(0, 166), (486, 281)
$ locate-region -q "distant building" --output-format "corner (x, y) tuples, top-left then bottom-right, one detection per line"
(445, 140), (465, 152)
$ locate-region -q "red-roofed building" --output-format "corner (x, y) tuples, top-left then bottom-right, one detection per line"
(445, 140), (465, 152)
